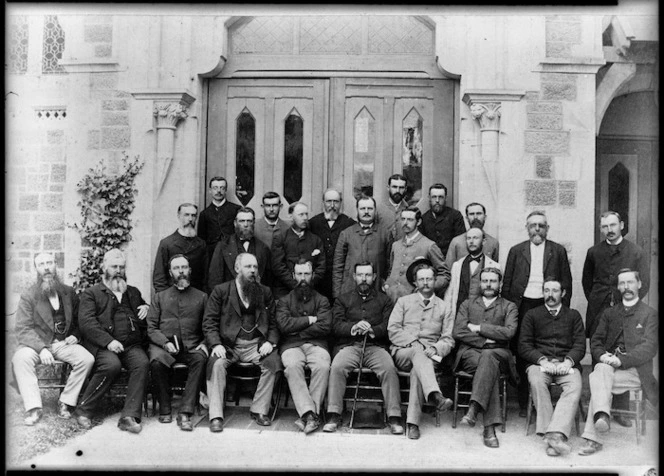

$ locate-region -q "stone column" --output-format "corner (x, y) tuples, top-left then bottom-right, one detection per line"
(153, 101), (189, 194)
(462, 91), (525, 202)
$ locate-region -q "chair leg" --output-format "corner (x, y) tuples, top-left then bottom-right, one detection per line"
(501, 378), (507, 433)
(525, 389), (533, 436)
(452, 377), (459, 428)
(270, 373), (284, 422)
(635, 394), (642, 444)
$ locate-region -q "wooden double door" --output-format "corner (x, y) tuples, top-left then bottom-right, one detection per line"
(206, 77), (456, 217)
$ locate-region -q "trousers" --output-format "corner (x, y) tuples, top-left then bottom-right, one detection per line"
(393, 347), (443, 425)
(12, 341), (95, 411)
(326, 342), (401, 418)
(74, 345), (149, 420)
(150, 350), (207, 415)
(581, 363), (642, 444)
(526, 365), (582, 438)
(457, 347), (511, 427)
(281, 343), (331, 417)
(513, 297), (545, 409)
(206, 338), (278, 420)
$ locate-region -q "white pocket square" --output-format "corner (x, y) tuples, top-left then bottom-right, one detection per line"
(636, 323), (643, 329)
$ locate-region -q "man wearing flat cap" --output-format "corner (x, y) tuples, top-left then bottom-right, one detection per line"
(387, 258), (455, 439)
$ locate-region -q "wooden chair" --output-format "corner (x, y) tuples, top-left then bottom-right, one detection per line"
(108, 368), (150, 417)
(226, 362), (283, 422)
(453, 370), (508, 432)
(149, 362), (203, 416)
(397, 369), (444, 428)
(525, 380), (585, 436)
(36, 360), (71, 395)
(342, 368), (386, 426)
(608, 389), (648, 445)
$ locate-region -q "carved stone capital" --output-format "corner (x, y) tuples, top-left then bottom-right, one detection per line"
(153, 102), (188, 129)
(469, 102), (501, 131)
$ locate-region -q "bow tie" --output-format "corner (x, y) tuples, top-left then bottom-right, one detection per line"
(468, 255), (482, 262)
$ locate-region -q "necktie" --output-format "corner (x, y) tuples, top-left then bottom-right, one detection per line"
(469, 255), (482, 262)
(549, 309), (557, 316)
(423, 299), (430, 306)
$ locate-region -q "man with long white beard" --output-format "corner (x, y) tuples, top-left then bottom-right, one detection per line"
(203, 252), (281, 432)
(11, 252), (94, 426)
(275, 259), (332, 434)
(153, 203), (207, 293)
(75, 248), (151, 433)
(147, 255), (208, 431)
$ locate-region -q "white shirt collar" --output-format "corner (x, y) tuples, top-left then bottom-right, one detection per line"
(607, 235), (624, 246)
(482, 296), (497, 306)
(405, 231), (421, 244)
(212, 198), (226, 208)
(623, 297), (639, 307)
(545, 304), (562, 314)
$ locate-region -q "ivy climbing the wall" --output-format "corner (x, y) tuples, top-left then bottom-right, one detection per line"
(70, 154), (144, 293)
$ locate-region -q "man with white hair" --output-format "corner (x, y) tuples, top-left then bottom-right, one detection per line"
(203, 252), (282, 432)
(11, 252), (94, 426)
(75, 248), (151, 433)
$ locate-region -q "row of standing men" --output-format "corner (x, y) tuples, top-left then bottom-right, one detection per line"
(11, 174), (656, 456)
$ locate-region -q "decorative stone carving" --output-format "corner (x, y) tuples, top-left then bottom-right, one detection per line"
(469, 102), (501, 131)
(153, 102), (188, 129)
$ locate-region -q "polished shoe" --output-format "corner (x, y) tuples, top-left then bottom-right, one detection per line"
(209, 417), (224, 433)
(177, 413), (194, 431)
(594, 412), (610, 433)
(57, 401), (72, 419)
(323, 413), (342, 433)
(518, 407), (528, 418)
(406, 423), (420, 440)
(158, 413), (173, 424)
(545, 432), (571, 456)
(613, 414), (633, 428)
(294, 418), (306, 432)
(250, 412), (271, 426)
(461, 402), (480, 427)
(24, 408), (43, 426)
(578, 439), (603, 456)
(429, 392), (453, 412)
(118, 416), (142, 434)
(76, 414), (92, 430)
(387, 417), (404, 435)
(545, 446), (561, 457)
(482, 426), (499, 448)
(303, 414), (320, 435)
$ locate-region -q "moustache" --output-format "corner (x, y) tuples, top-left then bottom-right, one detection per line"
(184, 222), (195, 228)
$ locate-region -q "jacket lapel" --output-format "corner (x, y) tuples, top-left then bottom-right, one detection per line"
(229, 281), (242, 318)
(62, 288), (73, 330)
(543, 241), (553, 271)
(521, 242), (531, 265)
(223, 238), (239, 274)
(35, 298), (55, 332)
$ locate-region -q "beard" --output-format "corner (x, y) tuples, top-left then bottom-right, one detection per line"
(295, 280), (313, 301)
(239, 275), (263, 307)
(236, 227), (254, 241)
(481, 287), (498, 298)
(469, 218), (484, 228)
(390, 192), (404, 204)
(171, 272), (191, 291)
(180, 223), (197, 238)
(104, 269), (128, 293)
(356, 282), (372, 295)
(324, 210), (339, 221)
(431, 203), (444, 215)
(37, 272), (63, 298)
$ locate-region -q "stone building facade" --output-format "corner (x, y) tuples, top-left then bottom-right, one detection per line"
(6, 5), (658, 324)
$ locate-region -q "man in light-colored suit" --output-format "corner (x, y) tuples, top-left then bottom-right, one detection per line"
(444, 227), (500, 314)
(388, 259), (455, 439)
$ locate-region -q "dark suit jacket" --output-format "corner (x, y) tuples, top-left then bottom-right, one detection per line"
(203, 280), (281, 376)
(15, 284), (80, 352)
(591, 300), (658, 404)
(502, 240), (573, 309)
(518, 305), (586, 370)
(331, 289), (393, 354)
(275, 289), (332, 352)
(152, 230), (207, 293)
(197, 200), (242, 257)
(78, 283), (147, 357)
(419, 206), (467, 257)
(207, 234), (272, 292)
(271, 228), (326, 295)
(309, 212), (356, 300)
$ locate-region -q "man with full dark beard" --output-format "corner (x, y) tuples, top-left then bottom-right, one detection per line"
(376, 173), (410, 244)
(275, 259), (332, 434)
(75, 248), (151, 433)
(445, 202), (500, 267)
(153, 203), (207, 293)
(203, 253), (282, 432)
(208, 207), (272, 291)
(419, 183), (466, 259)
(147, 255), (208, 431)
(11, 253), (94, 426)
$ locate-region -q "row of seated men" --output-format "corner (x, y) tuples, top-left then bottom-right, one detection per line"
(12, 241), (656, 457)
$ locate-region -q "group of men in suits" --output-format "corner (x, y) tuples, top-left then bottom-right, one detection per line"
(11, 173), (656, 453)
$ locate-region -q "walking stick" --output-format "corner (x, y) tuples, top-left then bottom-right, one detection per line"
(349, 332), (369, 429)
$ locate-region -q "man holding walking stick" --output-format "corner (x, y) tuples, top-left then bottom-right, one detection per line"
(322, 261), (403, 435)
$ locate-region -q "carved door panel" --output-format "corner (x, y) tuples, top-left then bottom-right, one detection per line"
(596, 138), (657, 308)
(206, 79), (328, 214)
(328, 78), (456, 217)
